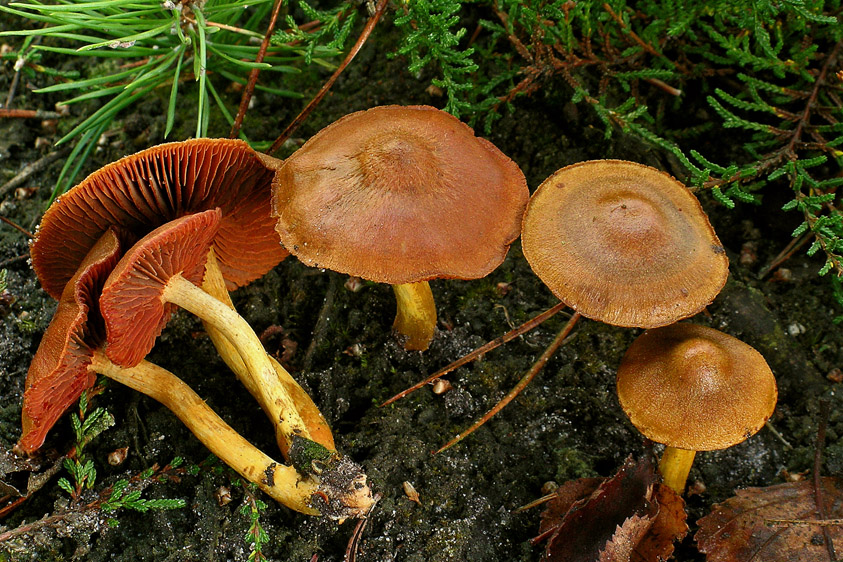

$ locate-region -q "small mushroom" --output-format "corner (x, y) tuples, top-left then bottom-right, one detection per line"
(616, 323), (777, 493)
(521, 159), (729, 328)
(272, 105), (528, 351)
(17, 230), (372, 517)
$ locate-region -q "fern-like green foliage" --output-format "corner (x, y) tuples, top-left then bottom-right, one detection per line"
(391, 0), (478, 117)
(102, 458), (187, 515)
(271, 0), (358, 65)
(393, 0), (843, 315)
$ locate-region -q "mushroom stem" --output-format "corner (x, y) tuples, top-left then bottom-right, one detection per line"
(161, 273), (313, 450)
(659, 446), (696, 493)
(201, 249), (335, 457)
(392, 281), (436, 351)
(89, 350), (320, 515)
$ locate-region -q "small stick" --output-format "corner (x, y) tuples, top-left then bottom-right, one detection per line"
(435, 312), (581, 453)
(0, 149), (69, 200)
(757, 231), (812, 280)
(766, 518), (843, 527)
(381, 302), (568, 407)
(764, 420), (793, 450)
(229, 0), (286, 139)
(0, 255), (27, 268)
(344, 493), (380, 562)
(266, 0), (389, 155)
(813, 399), (837, 561)
(0, 216), (34, 239)
(0, 109), (63, 120)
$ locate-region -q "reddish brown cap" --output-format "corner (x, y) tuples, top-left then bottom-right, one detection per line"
(521, 160), (728, 328)
(16, 229), (123, 455)
(272, 105), (529, 284)
(32, 139), (285, 300)
(100, 209), (222, 367)
(617, 323), (777, 451)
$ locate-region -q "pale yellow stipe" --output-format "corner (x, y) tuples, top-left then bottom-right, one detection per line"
(90, 350), (319, 515)
(659, 446), (697, 493)
(392, 281), (437, 351)
(200, 250), (335, 456)
(161, 272), (311, 448)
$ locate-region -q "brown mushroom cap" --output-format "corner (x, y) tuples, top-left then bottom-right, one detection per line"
(272, 105), (529, 284)
(32, 139), (285, 300)
(521, 160), (729, 328)
(17, 229), (123, 455)
(100, 210), (222, 367)
(616, 323), (777, 451)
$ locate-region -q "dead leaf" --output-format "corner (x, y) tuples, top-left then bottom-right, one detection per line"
(696, 477), (843, 561)
(632, 484), (688, 562)
(537, 455), (688, 562)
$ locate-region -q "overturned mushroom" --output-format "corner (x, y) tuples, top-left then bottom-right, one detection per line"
(272, 105), (528, 351)
(17, 230), (372, 517)
(27, 139), (327, 455)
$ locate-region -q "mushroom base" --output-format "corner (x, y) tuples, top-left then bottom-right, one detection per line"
(392, 281), (437, 351)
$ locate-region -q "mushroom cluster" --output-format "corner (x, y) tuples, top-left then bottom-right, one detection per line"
(17, 104), (778, 526)
(19, 138), (372, 518)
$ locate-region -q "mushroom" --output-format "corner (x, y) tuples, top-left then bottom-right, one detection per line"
(616, 323), (777, 493)
(98, 210), (314, 455)
(521, 159), (729, 328)
(17, 230), (372, 517)
(27, 139), (326, 454)
(272, 105), (529, 351)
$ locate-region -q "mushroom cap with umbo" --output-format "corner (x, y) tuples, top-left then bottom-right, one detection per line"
(616, 323), (777, 451)
(521, 160), (729, 328)
(271, 105), (529, 284)
(31, 139), (284, 300)
(100, 209), (221, 368)
(16, 229), (123, 455)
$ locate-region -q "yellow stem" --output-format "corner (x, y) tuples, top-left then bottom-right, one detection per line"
(200, 250), (335, 457)
(392, 281), (436, 351)
(659, 446), (697, 493)
(90, 350), (319, 515)
(162, 274), (311, 448)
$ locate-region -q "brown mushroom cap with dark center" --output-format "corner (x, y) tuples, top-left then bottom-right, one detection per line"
(616, 323), (777, 451)
(272, 105), (528, 284)
(521, 160), (729, 328)
(31, 138), (284, 299)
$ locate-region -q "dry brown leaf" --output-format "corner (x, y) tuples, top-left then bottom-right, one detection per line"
(537, 456), (687, 562)
(696, 477), (843, 562)
(633, 483), (688, 562)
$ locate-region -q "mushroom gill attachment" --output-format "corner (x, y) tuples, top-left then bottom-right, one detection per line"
(522, 160), (729, 328)
(616, 323), (777, 492)
(272, 105), (528, 350)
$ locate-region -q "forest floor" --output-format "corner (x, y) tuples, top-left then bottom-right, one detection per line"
(0, 7), (841, 562)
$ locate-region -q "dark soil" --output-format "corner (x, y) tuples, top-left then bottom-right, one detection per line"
(0, 8), (841, 562)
